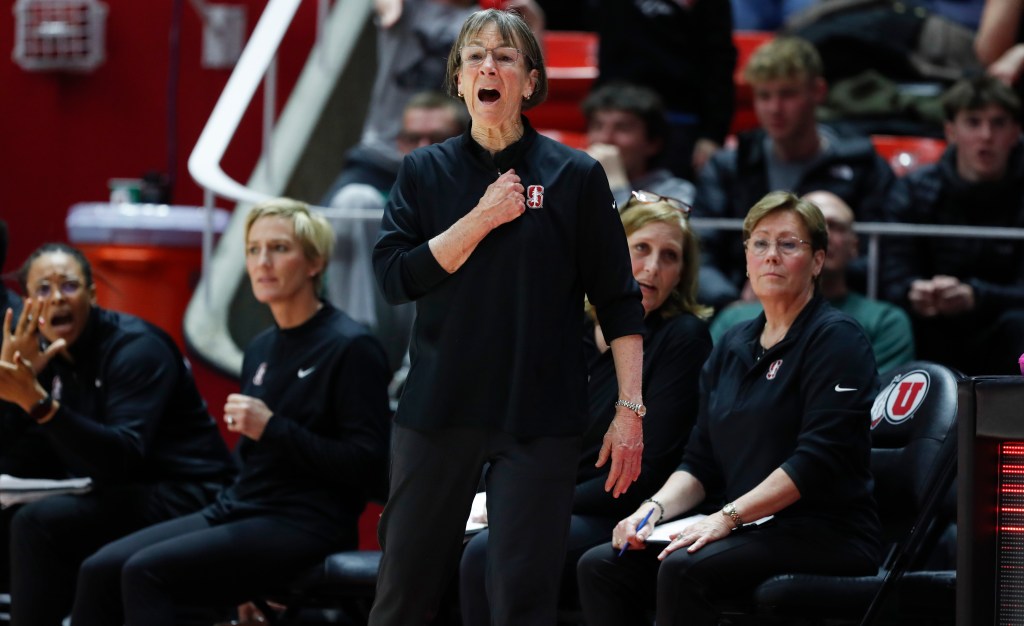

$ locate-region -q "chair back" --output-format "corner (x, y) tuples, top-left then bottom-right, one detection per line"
(868, 361), (963, 556)
(743, 361), (966, 624)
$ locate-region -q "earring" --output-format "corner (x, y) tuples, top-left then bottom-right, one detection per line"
(745, 270), (749, 277)
(458, 91), (464, 98)
(524, 92), (532, 100)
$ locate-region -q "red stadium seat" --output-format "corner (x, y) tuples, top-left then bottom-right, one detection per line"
(730, 30), (774, 136)
(537, 128), (588, 149)
(528, 31), (598, 133)
(870, 135), (947, 177)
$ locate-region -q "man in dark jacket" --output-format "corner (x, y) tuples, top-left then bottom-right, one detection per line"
(882, 75), (1024, 375)
(693, 36), (898, 309)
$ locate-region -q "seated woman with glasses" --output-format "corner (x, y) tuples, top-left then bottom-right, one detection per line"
(459, 191), (714, 623)
(576, 190), (882, 626)
(0, 243), (235, 626)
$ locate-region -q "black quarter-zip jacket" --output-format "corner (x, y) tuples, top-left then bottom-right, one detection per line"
(680, 296), (881, 559)
(205, 303), (390, 543)
(374, 117), (644, 436)
(38, 308), (235, 485)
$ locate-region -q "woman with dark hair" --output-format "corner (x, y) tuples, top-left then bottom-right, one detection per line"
(68, 198), (391, 626)
(459, 193), (713, 624)
(0, 242), (235, 626)
(577, 190), (881, 625)
(371, 8), (645, 625)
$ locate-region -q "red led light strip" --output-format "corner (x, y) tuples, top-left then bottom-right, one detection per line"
(998, 442), (1024, 625)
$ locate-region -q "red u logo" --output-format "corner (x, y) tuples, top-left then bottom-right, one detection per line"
(891, 381), (924, 417)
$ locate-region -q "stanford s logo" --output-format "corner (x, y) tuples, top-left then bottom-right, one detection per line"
(870, 370), (930, 429)
(526, 185), (544, 209)
(253, 362), (267, 386)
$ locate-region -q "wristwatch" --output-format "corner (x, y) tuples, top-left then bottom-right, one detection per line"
(722, 502), (744, 530)
(28, 392), (54, 423)
(614, 399), (647, 418)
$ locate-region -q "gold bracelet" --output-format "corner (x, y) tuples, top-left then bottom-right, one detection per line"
(641, 498), (665, 524)
(722, 502), (744, 530)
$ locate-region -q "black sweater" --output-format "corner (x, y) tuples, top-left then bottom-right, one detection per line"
(205, 304), (390, 544)
(575, 312), (711, 518)
(881, 142), (1024, 315)
(37, 307), (235, 485)
(374, 118), (644, 436)
(681, 297), (881, 560)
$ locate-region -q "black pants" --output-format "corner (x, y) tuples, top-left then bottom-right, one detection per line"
(459, 513), (617, 625)
(368, 425), (581, 626)
(0, 505), (17, 593)
(71, 511), (340, 626)
(9, 481), (220, 626)
(577, 519), (878, 626)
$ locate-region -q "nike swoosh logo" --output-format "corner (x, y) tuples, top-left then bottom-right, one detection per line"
(297, 367), (316, 379)
(834, 385), (857, 392)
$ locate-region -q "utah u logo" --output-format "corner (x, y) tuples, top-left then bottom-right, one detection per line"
(526, 185), (544, 209)
(870, 370), (930, 429)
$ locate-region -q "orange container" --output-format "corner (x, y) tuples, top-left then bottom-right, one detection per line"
(77, 244), (202, 349)
(66, 203), (229, 350)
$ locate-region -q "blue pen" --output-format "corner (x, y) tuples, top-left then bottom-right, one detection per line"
(618, 507), (654, 557)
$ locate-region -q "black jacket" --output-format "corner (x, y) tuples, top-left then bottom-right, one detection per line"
(681, 297), (881, 560)
(37, 308), (235, 486)
(207, 303), (390, 544)
(575, 312), (711, 518)
(374, 118), (644, 436)
(881, 142), (1024, 315)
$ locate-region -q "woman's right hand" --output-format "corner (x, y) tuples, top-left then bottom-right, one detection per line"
(2, 303), (64, 374)
(473, 170), (526, 231)
(611, 503), (658, 554)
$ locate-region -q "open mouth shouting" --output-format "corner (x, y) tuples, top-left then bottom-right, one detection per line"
(48, 310), (75, 336)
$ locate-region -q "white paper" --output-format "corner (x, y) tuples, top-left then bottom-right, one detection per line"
(646, 513), (773, 544)
(646, 514), (708, 543)
(0, 474), (92, 508)
(466, 491), (487, 535)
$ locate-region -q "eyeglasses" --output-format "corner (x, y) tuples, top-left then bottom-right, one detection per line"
(744, 237), (812, 257)
(460, 46), (524, 67)
(623, 190), (692, 217)
(32, 279), (84, 298)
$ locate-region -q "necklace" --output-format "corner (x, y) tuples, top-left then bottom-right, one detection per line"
(754, 342), (768, 363)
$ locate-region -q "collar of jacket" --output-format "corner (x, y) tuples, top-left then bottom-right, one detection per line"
(461, 114), (538, 174)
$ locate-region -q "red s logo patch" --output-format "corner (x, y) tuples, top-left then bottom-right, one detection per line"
(526, 185), (544, 209)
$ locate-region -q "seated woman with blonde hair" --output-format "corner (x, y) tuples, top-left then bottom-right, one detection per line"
(70, 198), (391, 626)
